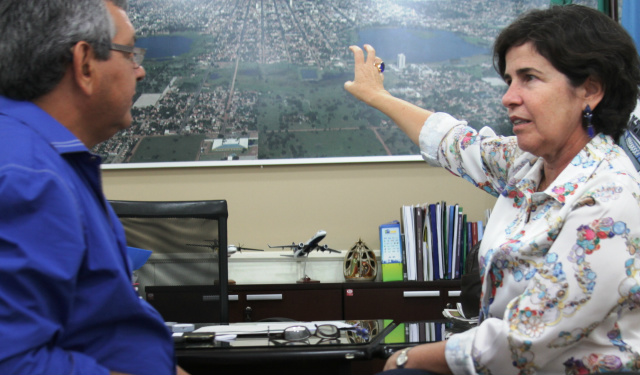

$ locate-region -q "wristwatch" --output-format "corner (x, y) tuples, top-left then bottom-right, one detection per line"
(396, 347), (412, 368)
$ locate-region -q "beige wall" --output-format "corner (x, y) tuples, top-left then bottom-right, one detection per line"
(102, 160), (496, 251)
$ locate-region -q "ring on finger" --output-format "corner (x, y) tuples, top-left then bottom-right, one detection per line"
(374, 61), (385, 73)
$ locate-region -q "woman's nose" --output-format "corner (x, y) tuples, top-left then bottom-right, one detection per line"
(501, 84), (521, 108)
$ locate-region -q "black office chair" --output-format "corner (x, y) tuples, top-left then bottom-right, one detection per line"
(109, 200), (229, 324)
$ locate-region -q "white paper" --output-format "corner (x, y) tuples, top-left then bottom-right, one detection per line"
(214, 334), (237, 342)
(194, 321), (355, 335)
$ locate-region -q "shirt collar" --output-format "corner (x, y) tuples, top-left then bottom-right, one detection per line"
(509, 134), (618, 204)
(545, 134), (616, 203)
(0, 96), (88, 155)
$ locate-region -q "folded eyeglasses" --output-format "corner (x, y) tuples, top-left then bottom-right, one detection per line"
(268, 324), (342, 345)
(267, 324), (370, 346)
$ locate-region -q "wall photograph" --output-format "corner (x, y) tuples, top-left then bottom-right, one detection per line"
(95, 0), (596, 166)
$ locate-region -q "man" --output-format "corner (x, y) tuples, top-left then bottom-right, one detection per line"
(0, 1), (187, 374)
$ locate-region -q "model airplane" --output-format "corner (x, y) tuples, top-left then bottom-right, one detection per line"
(268, 230), (340, 258)
(187, 240), (263, 256)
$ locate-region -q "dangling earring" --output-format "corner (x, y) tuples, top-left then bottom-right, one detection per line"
(583, 105), (595, 138)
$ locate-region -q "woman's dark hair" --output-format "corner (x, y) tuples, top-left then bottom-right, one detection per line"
(493, 4), (640, 141)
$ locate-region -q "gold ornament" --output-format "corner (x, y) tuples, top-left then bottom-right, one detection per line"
(343, 238), (377, 282)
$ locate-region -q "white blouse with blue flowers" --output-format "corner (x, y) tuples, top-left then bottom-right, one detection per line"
(420, 113), (640, 374)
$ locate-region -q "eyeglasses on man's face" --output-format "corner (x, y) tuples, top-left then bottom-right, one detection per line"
(110, 43), (146, 68)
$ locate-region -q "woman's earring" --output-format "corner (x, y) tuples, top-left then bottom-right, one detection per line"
(583, 105), (595, 138)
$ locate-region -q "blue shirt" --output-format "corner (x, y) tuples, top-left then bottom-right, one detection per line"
(0, 96), (175, 375)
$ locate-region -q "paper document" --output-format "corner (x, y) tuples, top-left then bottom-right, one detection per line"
(194, 321), (355, 335)
(215, 334), (237, 342)
(442, 303), (478, 326)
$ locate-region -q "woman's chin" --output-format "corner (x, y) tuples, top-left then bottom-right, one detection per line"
(515, 136), (536, 155)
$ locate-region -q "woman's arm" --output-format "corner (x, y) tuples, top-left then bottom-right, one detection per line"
(344, 44), (517, 194)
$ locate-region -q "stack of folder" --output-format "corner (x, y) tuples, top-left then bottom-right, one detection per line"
(383, 321), (445, 344)
(380, 202), (488, 282)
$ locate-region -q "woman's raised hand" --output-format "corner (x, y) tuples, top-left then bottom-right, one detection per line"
(344, 44), (389, 106)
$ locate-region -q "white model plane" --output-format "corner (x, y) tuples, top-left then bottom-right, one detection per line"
(268, 230), (340, 258)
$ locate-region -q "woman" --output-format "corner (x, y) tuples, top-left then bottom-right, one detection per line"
(345, 5), (640, 375)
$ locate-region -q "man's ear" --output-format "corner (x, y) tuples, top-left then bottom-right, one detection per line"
(583, 76), (605, 109)
(71, 41), (98, 96)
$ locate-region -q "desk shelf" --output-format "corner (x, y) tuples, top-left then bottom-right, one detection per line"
(342, 280), (461, 321)
(228, 283), (343, 322)
(228, 281), (461, 323)
(146, 281), (461, 323)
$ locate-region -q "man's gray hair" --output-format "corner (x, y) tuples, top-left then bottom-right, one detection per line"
(0, 0), (129, 101)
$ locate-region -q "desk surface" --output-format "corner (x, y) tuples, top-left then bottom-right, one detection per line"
(175, 320), (396, 375)
(175, 319), (450, 375)
(176, 320), (391, 360)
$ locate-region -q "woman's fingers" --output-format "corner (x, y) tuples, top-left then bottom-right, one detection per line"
(363, 44), (376, 65)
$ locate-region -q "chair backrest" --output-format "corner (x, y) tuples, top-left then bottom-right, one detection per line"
(109, 200), (229, 323)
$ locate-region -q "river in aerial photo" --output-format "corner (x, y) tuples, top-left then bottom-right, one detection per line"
(135, 35), (193, 60)
(136, 28), (488, 64)
(357, 27), (489, 63)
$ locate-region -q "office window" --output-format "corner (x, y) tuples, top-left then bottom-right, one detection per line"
(94, 0), (600, 166)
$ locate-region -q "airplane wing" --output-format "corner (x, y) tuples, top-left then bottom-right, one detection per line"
(268, 241), (301, 250)
(232, 244), (264, 252)
(313, 245), (340, 254)
(238, 246), (264, 251)
(268, 244), (298, 250)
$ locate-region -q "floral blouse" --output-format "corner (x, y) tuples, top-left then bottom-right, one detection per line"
(420, 113), (640, 374)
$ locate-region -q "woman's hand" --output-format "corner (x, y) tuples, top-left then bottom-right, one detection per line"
(344, 44), (433, 145)
(344, 44), (390, 107)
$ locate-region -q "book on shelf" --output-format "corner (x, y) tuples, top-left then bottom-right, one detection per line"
(428, 203), (440, 281)
(462, 215), (468, 276)
(436, 202), (444, 280)
(396, 201), (489, 281)
(447, 204), (460, 280)
(406, 322), (444, 343)
(401, 205), (416, 281)
(414, 205), (425, 282)
(423, 205), (433, 282)
(456, 208), (464, 277)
